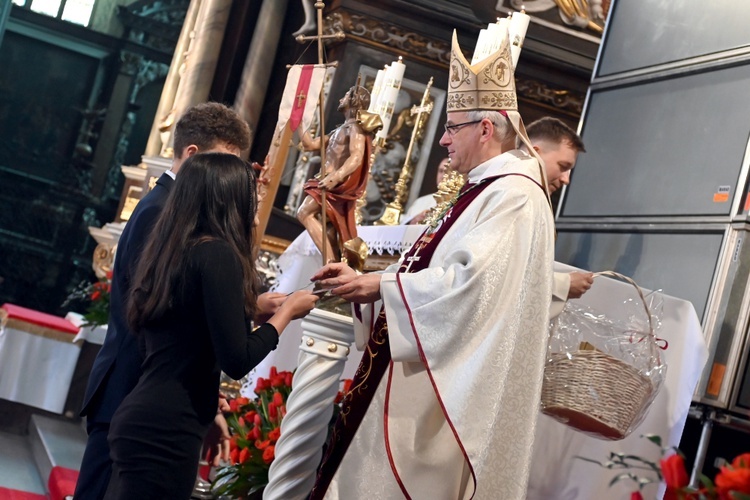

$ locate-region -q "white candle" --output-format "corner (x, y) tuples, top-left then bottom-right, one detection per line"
(508, 11), (530, 69)
(376, 57), (405, 141)
(471, 28), (489, 65)
(488, 17), (510, 55)
(368, 68), (386, 113)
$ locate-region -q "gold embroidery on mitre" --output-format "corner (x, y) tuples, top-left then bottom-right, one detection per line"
(447, 29), (518, 112)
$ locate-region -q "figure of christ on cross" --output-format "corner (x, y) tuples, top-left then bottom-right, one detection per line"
(296, 84), (377, 266)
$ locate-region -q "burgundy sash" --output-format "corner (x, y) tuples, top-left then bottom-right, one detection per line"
(309, 173), (542, 498)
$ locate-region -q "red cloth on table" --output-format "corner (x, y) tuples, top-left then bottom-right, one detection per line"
(2, 303), (79, 334)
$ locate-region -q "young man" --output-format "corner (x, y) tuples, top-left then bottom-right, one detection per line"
(523, 117), (594, 315)
(307, 31), (554, 499)
(74, 103), (280, 499)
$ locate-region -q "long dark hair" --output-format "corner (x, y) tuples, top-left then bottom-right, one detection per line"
(128, 152), (260, 333)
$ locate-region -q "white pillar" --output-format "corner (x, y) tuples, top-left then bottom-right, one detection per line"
(263, 308), (353, 500)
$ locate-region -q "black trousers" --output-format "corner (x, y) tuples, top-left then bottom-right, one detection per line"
(73, 421), (112, 500)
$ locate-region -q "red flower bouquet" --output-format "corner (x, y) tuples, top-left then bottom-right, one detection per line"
(582, 435), (750, 499)
(63, 270), (112, 328)
(212, 366), (351, 498)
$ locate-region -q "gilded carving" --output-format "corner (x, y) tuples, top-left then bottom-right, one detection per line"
(325, 11), (451, 65)
(515, 77), (584, 115)
(325, 8), (583, 116)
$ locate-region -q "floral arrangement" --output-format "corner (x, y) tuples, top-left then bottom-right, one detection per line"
(581, 434), (750, 499)
(212, 366), (351, 498)
(62, 270), (112, 328)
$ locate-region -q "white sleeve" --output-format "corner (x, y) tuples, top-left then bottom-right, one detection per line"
(380, 273), (421, 362)
(549, 271), (571, 319)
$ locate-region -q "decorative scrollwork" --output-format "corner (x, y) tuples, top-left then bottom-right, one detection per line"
(515, 77), (584, 115)
(325, 11), (451, 65)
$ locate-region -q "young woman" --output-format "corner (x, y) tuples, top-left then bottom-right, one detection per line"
(104, 152), (318, 499)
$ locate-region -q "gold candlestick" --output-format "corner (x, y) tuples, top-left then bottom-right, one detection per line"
(376, 77), (434, 226)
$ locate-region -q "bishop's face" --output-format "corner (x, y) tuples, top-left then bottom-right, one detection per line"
(439, 112), (483, 175)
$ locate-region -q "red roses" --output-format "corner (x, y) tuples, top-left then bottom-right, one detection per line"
(586, 435), (750, 500)
(662, 454), (690, 499)
(212, 366), (352, 498)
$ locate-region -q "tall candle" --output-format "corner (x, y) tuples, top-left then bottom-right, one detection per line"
(508, 11), (530, 69)
(368, 67), (386, 113)
(488, 17), (510, 55)
(376, 57), (406, 142)
(471, 28), (490, 65)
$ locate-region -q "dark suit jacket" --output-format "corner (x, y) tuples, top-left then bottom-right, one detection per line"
(81, 173), (174, 423)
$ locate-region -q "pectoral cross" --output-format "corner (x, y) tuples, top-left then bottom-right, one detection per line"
(296, 91), (306, 108)
(402, 234), (431, 273)
(404, 254), (421, 273)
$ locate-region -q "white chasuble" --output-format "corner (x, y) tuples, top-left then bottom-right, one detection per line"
(324, 151), (555, 499)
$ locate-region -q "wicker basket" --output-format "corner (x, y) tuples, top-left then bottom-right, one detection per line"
(540, 271), (660, 440)
(541, 350), (655, 439)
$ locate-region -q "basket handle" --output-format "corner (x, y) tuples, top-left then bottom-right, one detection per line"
(591, 270), (668, 351)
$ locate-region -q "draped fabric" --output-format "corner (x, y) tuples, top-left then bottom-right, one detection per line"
(312, 150), (555, 499)
(303, 139), (372, 247)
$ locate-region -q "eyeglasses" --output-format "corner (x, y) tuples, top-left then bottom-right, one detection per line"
(443, 120), (482, 136)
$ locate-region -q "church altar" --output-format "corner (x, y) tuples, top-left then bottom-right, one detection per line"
(247, 227), (707, 498)
(0, 304), (82, 414)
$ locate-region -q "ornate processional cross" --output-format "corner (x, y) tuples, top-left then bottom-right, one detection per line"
(294, 1), (344, 265)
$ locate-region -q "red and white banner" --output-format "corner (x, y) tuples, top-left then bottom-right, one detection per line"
(277, 64), (327, 134)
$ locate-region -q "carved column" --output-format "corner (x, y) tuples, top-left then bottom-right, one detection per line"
(264, 309), (354, 500)
(169, 0), (233, 129)
(143, 0), (201, 157)
(232, 0), (290, 151)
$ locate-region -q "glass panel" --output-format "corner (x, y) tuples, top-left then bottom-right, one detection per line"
(562, 63), (750, 218)
(61, 0), (95, 26)
(29, 0), (61, 17)
(12, 0), (27, 6)
(599, 0), (750, 76)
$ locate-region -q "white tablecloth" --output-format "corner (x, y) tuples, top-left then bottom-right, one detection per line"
(66, 312), (108, 345)
(527, 263), (707, 500)
(0, 324), (81, 413)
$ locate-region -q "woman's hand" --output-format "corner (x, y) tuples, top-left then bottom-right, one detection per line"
(280, 290), (319, 320)
(255, 292), (286, 323)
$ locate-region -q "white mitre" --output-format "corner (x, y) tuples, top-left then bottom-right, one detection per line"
(447, 28), (551, 197)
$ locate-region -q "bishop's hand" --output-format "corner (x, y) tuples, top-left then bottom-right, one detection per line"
(311, 263), (381, 304)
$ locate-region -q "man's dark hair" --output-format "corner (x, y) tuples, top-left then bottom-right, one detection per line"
(173, 102), (252, 158)
(526, 117), (585, 153)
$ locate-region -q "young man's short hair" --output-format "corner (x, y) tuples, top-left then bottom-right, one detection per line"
(173, 102), (251, 158)
(526, 117), (585, 153)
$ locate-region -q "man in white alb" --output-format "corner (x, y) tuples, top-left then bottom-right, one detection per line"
(522, 116), (594, 317)
(307, 28), (555, 500)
